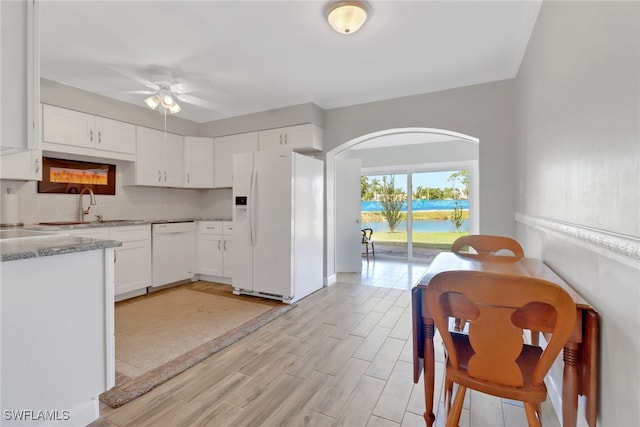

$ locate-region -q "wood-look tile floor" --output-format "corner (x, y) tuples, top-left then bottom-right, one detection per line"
(91, 259), (560, 427)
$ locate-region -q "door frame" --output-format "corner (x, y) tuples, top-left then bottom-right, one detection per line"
(326, 127), (479, 281)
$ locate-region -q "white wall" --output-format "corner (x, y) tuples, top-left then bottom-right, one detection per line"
(515, 2), (640, 425)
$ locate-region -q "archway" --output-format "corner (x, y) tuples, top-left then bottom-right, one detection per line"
(326, 128), (479, 283)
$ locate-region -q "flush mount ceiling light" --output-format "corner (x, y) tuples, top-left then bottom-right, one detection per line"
(326, 0), (369, 35)
(144, 87), (181, 114)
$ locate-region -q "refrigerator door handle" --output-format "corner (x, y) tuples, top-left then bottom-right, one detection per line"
(249, 168), (257, 246)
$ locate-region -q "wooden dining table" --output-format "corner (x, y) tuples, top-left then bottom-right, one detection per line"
(412, 252), (598, 427)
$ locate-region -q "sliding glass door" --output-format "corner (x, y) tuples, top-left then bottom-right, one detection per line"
(410, 170), (469, 262)
(361, 169), (470, 262)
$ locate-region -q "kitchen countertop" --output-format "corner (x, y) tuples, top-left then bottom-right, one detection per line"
(1, 233), (121, 262)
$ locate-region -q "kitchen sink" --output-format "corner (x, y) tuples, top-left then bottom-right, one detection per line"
(38, 221), (91, 226)
(38, 219), (145, 227)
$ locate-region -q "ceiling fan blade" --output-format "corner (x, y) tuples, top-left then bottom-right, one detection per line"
(175, 94), (225, 111)
(121, 90), (156, 95)
(170, 79), (216, 94)
(108, 65), (160, 91)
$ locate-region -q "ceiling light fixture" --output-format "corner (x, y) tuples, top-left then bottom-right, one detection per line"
(326, 0), (369, 35)
(144, 88), (181, 114)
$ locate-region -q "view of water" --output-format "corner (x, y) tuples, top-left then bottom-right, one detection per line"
(361, 199), (469, 212)
(362, 219), (469, 233)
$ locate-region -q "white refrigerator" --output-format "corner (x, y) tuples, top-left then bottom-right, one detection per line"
(232, 149), (324, 303)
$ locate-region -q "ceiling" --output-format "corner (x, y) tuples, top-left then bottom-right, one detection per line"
(39, 1), (542, 124)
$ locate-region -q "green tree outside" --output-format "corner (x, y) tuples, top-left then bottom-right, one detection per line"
(380, 175), (404, 232)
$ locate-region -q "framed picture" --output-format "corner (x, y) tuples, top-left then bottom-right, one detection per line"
(38, 157), (116, 195)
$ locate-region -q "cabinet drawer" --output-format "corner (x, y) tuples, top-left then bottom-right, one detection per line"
(198, 221), (223, 235)
(110, 225), (151, 242)
(62, 228), (110, 240)
(223, 222), (234, 236)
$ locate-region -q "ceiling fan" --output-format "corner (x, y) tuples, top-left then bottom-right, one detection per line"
(109, 65), (223, 114)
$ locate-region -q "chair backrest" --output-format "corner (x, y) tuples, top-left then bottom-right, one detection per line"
(426, 270), (576, 387)
(362, 228), (373, 242)
(451, 235), (524, 258)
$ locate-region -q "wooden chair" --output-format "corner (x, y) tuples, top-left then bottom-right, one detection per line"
(426, 270), (576, 427)
(451, 234), (526, 334)
(361, 228), (375, 261)
(451, 234), (525, 258)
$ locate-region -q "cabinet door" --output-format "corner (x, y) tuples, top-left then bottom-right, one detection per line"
(222, 237), (233, 278)
(135, 127), (164, 186)
(95, 116), (136, 154)
(258, 124), (323, 152)
(114, 239), (151, 295)
(184, 137), (214, 188)
(285, 124), (323, 151)
(258, 128), (285, 151)
(163, 133), (184, 187)
(196, 234), (223, 276)
(1, 0), (39, 152)
(213, 132), (258, 188)
(0, 149), (41, 181)
(42, 104), (95, 148)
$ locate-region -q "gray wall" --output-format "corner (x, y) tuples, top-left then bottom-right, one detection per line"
(515, 1), (639, 425)
(324, 79), (517, 237)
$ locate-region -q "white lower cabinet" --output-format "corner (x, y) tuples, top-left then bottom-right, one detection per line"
(61, 224), (151, 297)
(196, 221), (233, 279)
(110, 225), (151, 296)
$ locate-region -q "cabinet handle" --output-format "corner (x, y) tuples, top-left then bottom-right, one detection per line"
(164, 171), (167, 182)
(98, 131), (102, 143)
(34, 158), (39, 173)
(114, 250), (117, 263)
(89, 130), (94, 142)
(218, 241), (221, 250)
(284, 133), (288, 145)
(223, 240), (227, 251)
(206, 227), (216, 230)
(279, 134), (283, 145)
(158, 171), (162, 182)
(187, 173), (190, 183)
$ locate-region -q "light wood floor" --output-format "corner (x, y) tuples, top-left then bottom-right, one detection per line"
(91, 259), (560, 427)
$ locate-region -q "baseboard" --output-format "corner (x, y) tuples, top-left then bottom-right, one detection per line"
(324, 274), (337, 286)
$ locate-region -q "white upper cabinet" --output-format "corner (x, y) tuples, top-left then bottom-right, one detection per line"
(135, 126), (184, 187)
(42, 105), (94, 148)
(258, 124), (323, 152)
(95, 116), (136, 154)
(42, 105), (136, 159)
(0, 149), (42, 181)
(184, 137), (214, 188)
(213, 131), (259, 188)
(0, 0), (39, 154)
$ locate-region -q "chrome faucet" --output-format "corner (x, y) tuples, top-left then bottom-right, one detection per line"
(79, 187), (96, 222)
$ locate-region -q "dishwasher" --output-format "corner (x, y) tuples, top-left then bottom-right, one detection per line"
(151, 221), (196, 287)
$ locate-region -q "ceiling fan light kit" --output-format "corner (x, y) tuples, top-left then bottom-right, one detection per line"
(144, 89), (181, 114)
(326, 0), (369, 35)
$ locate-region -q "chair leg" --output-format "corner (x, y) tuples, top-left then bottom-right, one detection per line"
(371, 242), (375, 259)
(444, 378), (453, 413)
(446, 384), (466, 427)
(523, 402), (542, 427)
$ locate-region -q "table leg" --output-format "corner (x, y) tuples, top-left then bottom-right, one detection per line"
(562, 341), (580, 427)
(423, 320), (436, 427)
